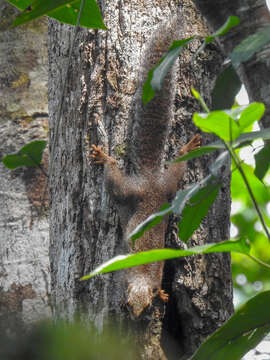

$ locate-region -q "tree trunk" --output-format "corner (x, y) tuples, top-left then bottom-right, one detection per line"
(0, 2), (51, 335)
(49, 0), (233, 358)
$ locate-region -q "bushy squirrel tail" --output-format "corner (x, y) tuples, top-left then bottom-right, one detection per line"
(129, 14), (184, 174)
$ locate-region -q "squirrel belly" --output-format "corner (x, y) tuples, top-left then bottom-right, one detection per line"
(126, 205), (167, 317)
(127, 278), (153, 318)
(91, 135), (201, 318)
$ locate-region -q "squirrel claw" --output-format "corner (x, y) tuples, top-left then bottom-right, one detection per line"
(91, 144), (107, 164)
(159, 289), (169, 303)
(187, 134), (202, 151)
(180, 134), (202, 155)
(94, 160), (105, 164)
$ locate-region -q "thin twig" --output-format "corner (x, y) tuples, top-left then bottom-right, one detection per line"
(248, 254), (270, 270)
(23, 152), (48, 177)
(224, 140), (270, 242)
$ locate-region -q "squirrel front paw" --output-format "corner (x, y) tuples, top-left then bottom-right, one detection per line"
(159, 289), (169, 303)
(180, 134), (202, 156)
(91, 144), (111, 164)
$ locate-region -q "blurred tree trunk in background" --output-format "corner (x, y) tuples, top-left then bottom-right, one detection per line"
(0, 1), (51, 335)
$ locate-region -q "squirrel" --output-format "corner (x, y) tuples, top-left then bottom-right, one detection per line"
(91, 14), (201, 317)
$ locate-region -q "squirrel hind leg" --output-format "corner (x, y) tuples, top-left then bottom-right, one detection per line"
(127, 284), (169, 317)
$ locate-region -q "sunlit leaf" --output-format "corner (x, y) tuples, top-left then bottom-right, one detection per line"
(193, 104), (265, 142)
(238, 103), (265, 131)
(231, 163), (270, 205)
(81, 238), (250, 280)
(193, 111), (240, 141)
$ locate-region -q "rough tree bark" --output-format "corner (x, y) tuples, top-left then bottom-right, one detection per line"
(0, 2), (51, 335)
(49, 0), (233, 358)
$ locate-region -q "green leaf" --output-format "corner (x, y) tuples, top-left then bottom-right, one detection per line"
(172, 182), (201, 215)
(234, 128), (270, 146)
(173, 152), (228, 217)
(209, 151), (230, 177)
(212, 64), (242, 110)
(142, 68), (156, 104)
(191, 87), (210, 113)
(179, 184), (220, 242)
(230, 25), (270, 67)
(130, 182), (208, 243)
(6, 0), (31, 11)
(172, 142), (225, 163)
(231, 163), (270, 205)
(194, 16), (240, 60)
(129, 203), (172, 243)
(254, 143), (270, 181)
(205, 16), (240, 43)
(193, 104), (265, 142)
(172, 129), (270, 164)
(80, 238), (250, 280)
(8, 0), (106, 30)
(142, 38), (194, 104)
(191, 88), (200, 100)
(238, 103), (265, 132)
(2, 140), (47, 169)
(128, 183), (200, 243)
(191, 291), (270, 360)
(193, 111), (240, 141)
(131, 151), (228, 242)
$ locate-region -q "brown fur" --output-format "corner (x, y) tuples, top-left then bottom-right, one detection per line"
(91, 136), (200, 317)
(91, 14), (201, 317)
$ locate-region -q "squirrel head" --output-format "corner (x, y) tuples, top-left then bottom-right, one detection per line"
(127, 281), (153, 317)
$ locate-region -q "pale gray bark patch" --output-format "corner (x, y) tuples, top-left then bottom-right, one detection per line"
(0, 3), (51, 334)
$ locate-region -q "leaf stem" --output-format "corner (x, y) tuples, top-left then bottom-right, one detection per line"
(224, 141), (270, 242)
(23, 152), (48, 177)
(248, 254), (270, 270)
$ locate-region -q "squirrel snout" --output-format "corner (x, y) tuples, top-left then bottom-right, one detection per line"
(127, 282), (153, 317)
